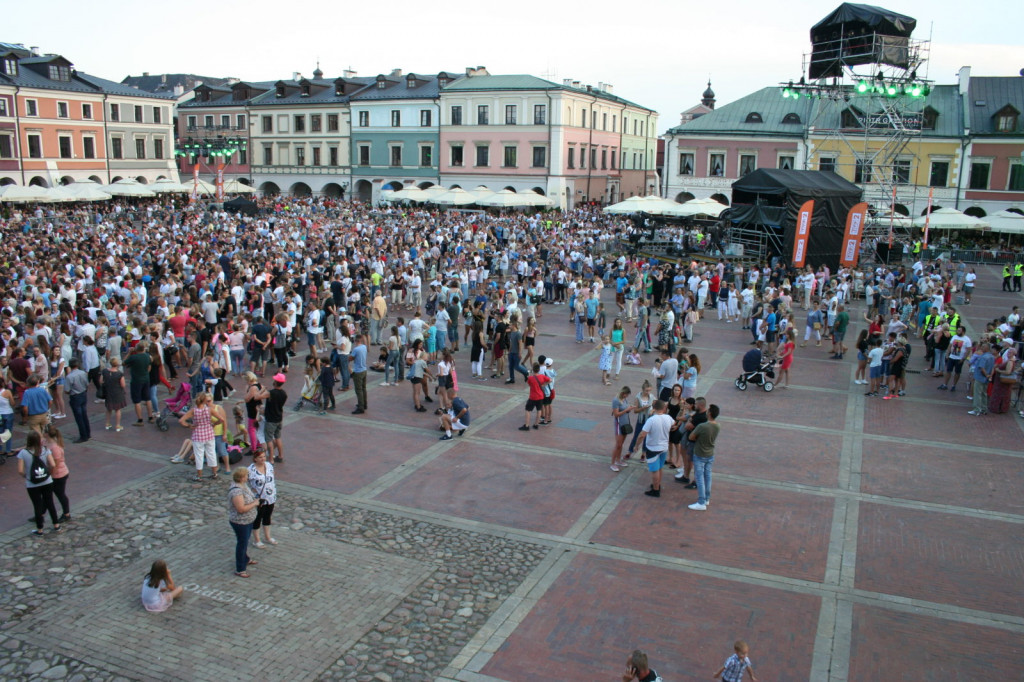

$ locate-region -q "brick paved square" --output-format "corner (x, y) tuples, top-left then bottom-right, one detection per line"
(482, 553), (820, 681)
(857, 503), (1024, 617)
(721, 374), (850, 429)
(719, 421), (841, 487)
(863, 398), (1023, 451)
(11, 524), (433, 681)
(849, 603), (1024, 681)
(591, 480), (834, 581)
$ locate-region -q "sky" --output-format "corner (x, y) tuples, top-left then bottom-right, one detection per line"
(7, 0), (1024, 132)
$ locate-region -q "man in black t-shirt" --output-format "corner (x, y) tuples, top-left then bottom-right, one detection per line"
(250, 317), (272, 375)
(123, 344), (153, 427)
(264, 373), (288, 463)
(675, 397), (708, 488)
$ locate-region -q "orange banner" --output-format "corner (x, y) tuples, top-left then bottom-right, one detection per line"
(840, 202), (869, 267)
(792, 200), (814, 267)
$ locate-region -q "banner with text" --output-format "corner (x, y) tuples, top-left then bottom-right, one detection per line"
(792, 200), (815, 268)
(839, 202), (869, 267)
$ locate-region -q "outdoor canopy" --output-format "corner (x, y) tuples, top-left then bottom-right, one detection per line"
(809, 3), (917, 79)
(728, 169), (863, 270)
(223, 197), (258, 216)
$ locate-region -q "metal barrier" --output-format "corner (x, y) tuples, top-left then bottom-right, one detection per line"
(918, 248), (1023, 265)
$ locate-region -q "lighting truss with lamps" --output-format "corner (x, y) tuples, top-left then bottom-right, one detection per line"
(174, 136), (247, 203)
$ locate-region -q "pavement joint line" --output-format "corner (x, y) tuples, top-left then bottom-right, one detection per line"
(564, 459), (645, 541)
(810, 595), (839, 681)
(828, 598), (855, 682)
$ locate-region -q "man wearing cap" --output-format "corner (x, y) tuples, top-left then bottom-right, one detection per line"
(264, 373), (288, 462)
(439, 389), (470, 440)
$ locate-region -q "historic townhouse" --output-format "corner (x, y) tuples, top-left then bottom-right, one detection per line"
(962, 69), (1024, 217)
(0, 43), (176, 187)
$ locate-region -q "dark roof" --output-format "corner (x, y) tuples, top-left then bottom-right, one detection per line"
(247, 77), (375, 107)
(811, 3), (917, 41)
(121, 73), (229, 94)
(967, 76), (1024, 135)
(77, 73), (175, 100)
(667, 87), (814, 136)
(0, 48), (172, 99)
(180, 81), (277, 108)
(733, 168), (862, 198)
(350, 72), (452, 102)
(443, 74), (655, 112)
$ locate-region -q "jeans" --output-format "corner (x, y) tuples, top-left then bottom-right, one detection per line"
(627, 416), (647, 453)
(634, 327), (651, 352)
(508, 353), (529, 383)
(0, 412), (13, 452)
(149, 385), (160, 414)
(229, 521), (253, 573)
(336, 354), (351, 389)
(369, 319), (382, 345)
(575, 316), (585, 342)
(230, 349), (245, 375)
(384, 350), (400, 384)
(70, 392), (90, 440)
(933, 348), (946, 374)
(693, 455), (713, 505)
(28, 483), (59, 530)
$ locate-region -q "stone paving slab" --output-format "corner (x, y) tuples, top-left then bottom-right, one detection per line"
(862, 397), (1022, 450)
(717, 421), (842, 488)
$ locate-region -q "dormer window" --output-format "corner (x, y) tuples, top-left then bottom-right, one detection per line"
(377, 80), (386, 89)
(407, 77), (415, 88)
(995, 105), (1020, 133)
(438, 78), (449, 87)
(48, 64), (71, 81)
(301, 84), (311, 96)
(841, 107), (864, 129)
(922, 106), (938, 130)
(276, 85), (285, 98)
(744, 112), (763, 123)
(2, 57), (16, 76)
(782, 112), (801, 124)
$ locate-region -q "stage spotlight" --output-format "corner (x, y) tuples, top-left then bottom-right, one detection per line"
(856, 80), (869, 93)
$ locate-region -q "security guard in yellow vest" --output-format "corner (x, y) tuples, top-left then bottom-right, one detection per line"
(1003, 264), (1013, 292)
(1014, 262), (1023, 292)
(946, 310), (960, 332)
(912, 240), (922, 255)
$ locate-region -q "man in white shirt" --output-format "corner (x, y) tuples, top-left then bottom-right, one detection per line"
(632, 399), (673, 498)
(656, 350), (678, 401)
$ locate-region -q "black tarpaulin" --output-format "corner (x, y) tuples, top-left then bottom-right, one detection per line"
(728, 169), (863, 270)
(808, 3), (917, 78)
(811, 3), (916, 41)
(224, 196), (258, 216)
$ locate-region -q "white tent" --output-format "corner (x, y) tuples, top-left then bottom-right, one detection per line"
(913, 207), (987, 230)
(0, 184), (51, 203)
(477, 189), (555, 208)
(63, 179), (113, 201)
(383, 187), (428, 202)
(42, 186), (78, 203)
(419, 185), (449, 200)
(223, 179), (257, 194)
(663, 197), (728, 217)
(868, 212), (913, 228)
(104, 178), (156, 197)
(433, 187), (483, 206)
(149, 178), (189, 194)
(984, 210), (1024, 235)
(603, 195), (682, 215)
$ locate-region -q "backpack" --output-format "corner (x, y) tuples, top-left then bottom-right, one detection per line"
(26, 448), (50, 484)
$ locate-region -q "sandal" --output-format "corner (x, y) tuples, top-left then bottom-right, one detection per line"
(190, 475), (203, 482)
(267, 538), (277, 545)
(234, 571), (250, 578)
(248, 559), (258, 566)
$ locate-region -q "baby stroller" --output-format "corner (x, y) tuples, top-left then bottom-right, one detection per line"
(735, 349), (776, 392)
(293, 376), (322, 412)
(163, 382), (193, 422)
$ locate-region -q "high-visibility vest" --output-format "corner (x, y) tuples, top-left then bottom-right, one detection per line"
(912, 241), (921, 254)
(947, 313), (960, 330)
(1003, 266), (1012, 278)
(1015, 263), (1023, 277)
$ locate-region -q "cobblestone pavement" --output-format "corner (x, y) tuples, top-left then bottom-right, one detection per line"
(0, 272), (1022, 681)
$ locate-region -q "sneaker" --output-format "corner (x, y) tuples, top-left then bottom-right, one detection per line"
(937, 385), (948, 390)
(532, 424), (539, 430)
(170, 456), (184, 463)
(518, 425), (530, 431)
(610, 464), (621, 472)
(380, 382), (390, 387)
(967, 410), (980, 415)
(643, 487), (660, 497)
(688, 502), (707, 511)
(949, 386), (956, 392)
(254, 541), (266, 549)
(439, 434), (453, 441)
(684, 482), (698, 489)
(882, 394), (895, 400)
(897, 391), (905, 396)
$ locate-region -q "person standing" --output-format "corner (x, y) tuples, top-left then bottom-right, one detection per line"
(65, 358), (91, 443)
(610, 386), (633, 472)
(124, 344), (153, 428)
(17, 431), (62, 536)
(370, 291), (388, 345)
(967, 342), (995, 416)
(632, 399), (673, 498)
(687, 404), (720, 511)
(939, 325), (972, 392)
(22, 374), (52, 435)
(179, 392), (223, 482)
(227, 467), (260, 578)
(102, 359), (127, 432)
(505, 320), (529, 385)
(350, 334), (368, 414)
(831, 304), (850, 359)
(42, 423), (71, 523)
(264, 374), (288, 462)
(247, 449), (278, 548)
(519, 363), (550, 431)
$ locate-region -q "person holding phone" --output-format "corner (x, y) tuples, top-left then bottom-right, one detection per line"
(621, 649), (661, 681)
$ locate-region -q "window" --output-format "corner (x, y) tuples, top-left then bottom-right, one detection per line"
(709, 153), (725, 177)
(602, 112), (608, 130)
(0, 100), (7, 117)
(312, 147), (321, 165)
(929, 161), (949, 187)
(358, 111), (369, 127)
(390, 145), (402, 166)
(82, 103), (92, 119)
(678, 153), (694, 175)
(111, 137), (122, 159)
(390, 110), (401, 127)
(134, 105), (143, 122)
(420, 109), (431, 127)
(154, 138), (164, 159)
(221, 114), (230, 128)
(238, 148), (247, 165)
(580, 145), (586, 169)
(601, 149), (607, 170)
(567, 147), (575, 169)
(295, 147), (305, 165)
(893, 159), (911, 185)
(186, 115), (197, 129)
(420, 145), (432, 167)
(58, 136), (72, 158)
(996, 107), (1019, 133)
(262, 115), (272, 133)
(778, 155), (795, 170)
(327, 114), (338, 132)
(475, 145), (489, 166)
(590, 147), (597, 169)
(633, 119), (638, 135)
(745, 112), (763, 123)
(534, 105), (546, 125)
(310, 114), (322, 132)
(48, 64), (70, 81)
(782, 112), (801, 124)
(855, 159), (872, 183)
(27, 134), (42, 158)
(969, 162), (990, 190)
(503, 145), (517, 168)
(610, 149), (617, 169)
(135, 138), (146, 159)
(236, 114), (245, 130)
(26, 99), (38, 116)
(581, 109), (587, 128)
(0, 135), (12, 158)
(329, 147), (338, 166)
(57, 102), (69, 118)
(294, 115), (305, 132)
(505, 105), (517, 125)
(592, 110), (597, 129)
(82, 137), (95, 159)
(204, 115), (214, 129)
(612, 115), (616, 132)
(153, 107), (162, 124)
(450, 145), (463, 167)
(358, 145), (370, 166)
(922, 107), (938, 130)
(819, 157), (837, 173)
(477, 105), (489, 125)
(532, 146), (546, 168)
(260, 145), (271, 165)
(451, 105), (462, 125)
(1008, 163), (1024, 191)
(2, 57), (17, 76)
(376, 80), (386, 89)
(740, 154), (756, 176)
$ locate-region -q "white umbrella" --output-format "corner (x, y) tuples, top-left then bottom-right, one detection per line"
(42, 186), (78, 203)
(603, 195), (682, 215)
(433, 187), (483, 206)
(913, 207), (987, 230)
(419, 185), (449, 200)
(223, 179), (256, 194)
(665, 197), (728, 217)
(984, 210), (1024, 235)
(385, 187), (428, 201)
(150, 178), (188, 194)
(178, 178), (216, 195)
(478, 189), (555, 208)
(0, 184), (51, 203)
(868, 212), (913, 228)
(63, 179), (113, 201)
(104, 178), (156, 197)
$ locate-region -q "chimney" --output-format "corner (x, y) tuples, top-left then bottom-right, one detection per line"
(572, 80), (581, 89)
(602, 83), (613, 93)
(390, 68), (403, 77)
(343, 69), (356, 78)
(958, 66), (971, 95)
(563, 78), (573, 87)
(142, 71), (150, 77)
(586, 84), (593, 92)
(30, 46), (39, 56)
(293, 72), (301, 81)
(173, 84), (184, 97)
(227, 77), (240, 85)
(465, 66), (489, 77)
(161, 74), (167, 84)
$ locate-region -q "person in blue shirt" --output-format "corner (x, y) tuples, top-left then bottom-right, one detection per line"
(584, 293), (600, 342)
(349, 335), (368, 414)
(764, 307), (778, 355)
(616, 274), (629, 314)
(439, 390), (470, 440)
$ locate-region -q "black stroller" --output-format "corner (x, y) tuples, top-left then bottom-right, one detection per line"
(735, 349), (776, 392)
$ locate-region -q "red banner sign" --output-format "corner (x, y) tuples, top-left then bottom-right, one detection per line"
(840, 202), (869, 267)
(792, 200), (814, 267)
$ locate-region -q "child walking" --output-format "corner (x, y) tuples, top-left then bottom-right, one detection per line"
(599, 335), (614, 385)
(714, 640), (757, 681)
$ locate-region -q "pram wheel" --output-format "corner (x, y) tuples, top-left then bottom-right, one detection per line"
(763, 381), (775, 392)
(735, 377), (748, 391)
(156, 415), (169, 432)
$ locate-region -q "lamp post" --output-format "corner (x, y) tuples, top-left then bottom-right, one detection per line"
(175, 136), (247, 204)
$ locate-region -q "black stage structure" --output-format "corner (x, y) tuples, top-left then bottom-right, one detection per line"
(725, 169), (863, 271)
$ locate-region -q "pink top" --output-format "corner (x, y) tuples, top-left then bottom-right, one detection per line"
(45, 441), (69, 478)
(191, 405), (215, 442)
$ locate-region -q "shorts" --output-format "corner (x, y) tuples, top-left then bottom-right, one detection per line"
(857, 351), (866, 362)
(869, 365), (882, 379)
(130, 380), (150, 404)
(410, 377), (422, 385)
(833, 330), (846, 343)
(525, 399), (543, 411)
(542, 394), (553, 405)
(765, 330), (777, 344)
(616, 292), (625, 305)
(890, 365), (905, 379)
(26, 413), (48, 430)
(945, 358), (964, 375)
(586, 318), (596, 327)
(253, 502), (275, 529)
(644, 449), (666, 472)
(264, 420), (282, 441)
(450, 419), (468, 431)
(669, 429), (683, 444)
(494, 346), (505, 359)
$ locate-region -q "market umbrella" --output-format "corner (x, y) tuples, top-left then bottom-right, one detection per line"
(384, 187), (427, 201)
(104, 178), (156, 197)
(603, 195), (682, 215)
(869, 212), (913, 228)
(665, 197), (728, 217)
(912, 207), (987, 230)
(149, 178), (188, 194)
(223, 179), (256, 194)
(181, 179), (216, 195)
(433, 187), (483, 206)
(419, 185), (449, 200)
(984, 210), (1024, 235)
(41, 186), (78, 203)
(477, 189), (555, 208)
(63, 179), (113, 201)
(0, 184), (51, 203)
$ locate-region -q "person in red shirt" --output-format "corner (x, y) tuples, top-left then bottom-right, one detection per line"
(518, 363), (550, 431)
(709, 273), (721, 307)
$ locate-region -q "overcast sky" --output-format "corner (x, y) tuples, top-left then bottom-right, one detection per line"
(8, 0), (1023, 131)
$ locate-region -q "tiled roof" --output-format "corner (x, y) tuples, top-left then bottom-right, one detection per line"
(443, 74), (655, 112)
(77, 73), (175, 100)
(247, 77), (375, 107)
(350, 73), (453, 102)
(0, 50), (172, 99)
(966, 77), (1024, 135)
(180, 81), (277, 108)
(121, 73), (229, 94)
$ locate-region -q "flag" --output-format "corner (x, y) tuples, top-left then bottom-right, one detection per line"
(840, 202), (869, 267)
(792, 200), (814, 267)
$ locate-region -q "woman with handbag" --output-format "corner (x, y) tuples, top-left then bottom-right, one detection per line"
(247, 449), (278, 549)
(989, 346), (1017, 414)
(227, 466), (260, 578)
(610, 386), (633, 472)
